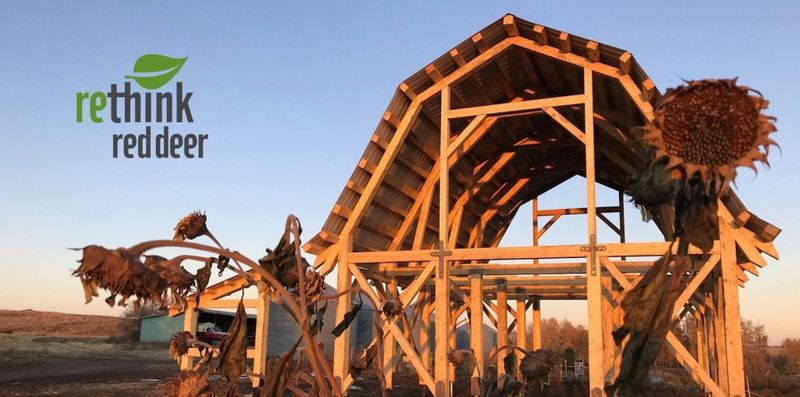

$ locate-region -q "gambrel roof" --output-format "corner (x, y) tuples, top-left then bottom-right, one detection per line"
(304, 14), (779, 272)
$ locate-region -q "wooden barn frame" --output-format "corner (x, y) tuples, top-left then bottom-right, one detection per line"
(177, 14), (780, 397)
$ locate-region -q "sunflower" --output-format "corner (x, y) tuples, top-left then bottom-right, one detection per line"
(173, 211), (211, 241)
(644, 78), (776, 192)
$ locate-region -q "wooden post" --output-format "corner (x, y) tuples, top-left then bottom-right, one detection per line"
(515, 292), (528, 362)
(695, 310), (709, 394)
(333, 237), (353, 394)
(470, 272), (484, 395)
(583, 67), (605, 396)
(617, 190), (626, 243)
(705, 291), (719, 383)
(434, 86), (452, 397)
(252, 281), (270, 387)
(384, 319), (396, 389)
(180, 300), (198, 370)
(418, 286), (432, 384)
(496, 279), (508, 386)
(720, 221), (746, 397)
(713, 275), (730, 393)
(532, 196), (539, 265)
(601, 276), (615, 384)
(531, 297), (542, 351)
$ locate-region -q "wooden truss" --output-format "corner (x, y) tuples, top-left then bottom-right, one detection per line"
(174, 14), (780, 397)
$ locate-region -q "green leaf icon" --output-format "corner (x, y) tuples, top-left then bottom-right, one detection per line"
(124, 54), (187, 90)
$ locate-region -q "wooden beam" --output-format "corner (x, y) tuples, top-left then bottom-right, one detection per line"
(558, 32), (572, 53)
(720, 221), (746, 396)
(348, 241), (710, 264)
(469, 273), (484, 395)
(332, 237), (352, 393)
(434, 87), (452, 397)
(251, 282), (270, 387)
(584, 67), (605, 396)
(496, 280), (509, 384)
(532, 25), (548, 45)
(448, 94), (584, 119)
(419, 288), (432, 377)
(515, 297), (528, 358)
(666, 332), (727, 397)
(180, 300), (198, 370)
(447, 114), (488, 157)
(671, 254), (721, 321)
(586, 41), (600, 62)
(320, 102), (421, 273)
(502, 14), (519, 37)
(618, 52), (632, 75)
(543, 107), (586, 143)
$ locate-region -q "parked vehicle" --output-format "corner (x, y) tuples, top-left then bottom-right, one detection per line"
(196, 322), (226, 345)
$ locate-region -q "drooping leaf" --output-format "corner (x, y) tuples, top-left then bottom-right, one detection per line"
(216, 300), (248, 397)
(255, 336), (302, 397)
(125, 54), (187, 90)
(332, 295), (362, 337)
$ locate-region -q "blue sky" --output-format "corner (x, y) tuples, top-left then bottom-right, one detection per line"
(0, 1), (797, 344)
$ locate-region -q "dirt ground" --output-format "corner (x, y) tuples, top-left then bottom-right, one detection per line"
(0, 310), (797, 396)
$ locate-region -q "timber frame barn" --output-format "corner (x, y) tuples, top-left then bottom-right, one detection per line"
(182, 14), (781, 397)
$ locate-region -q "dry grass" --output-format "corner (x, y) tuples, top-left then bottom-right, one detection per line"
(0, 309), (137, 337)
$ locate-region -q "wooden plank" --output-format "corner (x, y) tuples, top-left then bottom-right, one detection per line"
(502, 14), (519, 37)
(543, 107), (586, 143)
(448, 94), (584, 119)
(531, 298), (542, 350)
(532, 25), (548, 45)
(449, 152), (516, 227)
(584, 67), (605, 396)
(332, 237), (352, 392)
(447, 114), (488, 157)
(537, 206), (620, 216)
(413, 188), (434, 249)
(328, 100), (421, 270)
(586, 41), (600, 62)
(618, 52), (632, 75)
(348, 241), (700, 263)
(251, 283), (270, 387)
(434, 86), (452, 397)
(419, 288), (432, 377)
(720, 221), (746, 396)
(496, 281), (509, 384)
(671, 254), (720, 321)
(180, 300), (198, 370)
(387, 322), (436, 391)
(198, 299), (258, 308)
(470, 274), (484, 395)
(471, 33), (488, 53)
(666, 332), (727, 397)
(558, 32), (572, 53)
(515, 298), (528, 358)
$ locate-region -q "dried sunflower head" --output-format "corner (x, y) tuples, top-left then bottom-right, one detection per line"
(644, 78), (777, 193)
(164, 369), (213, 397)
(520, 349), (556, 381)
(381, 298), (403, 319)
(169, 331), (195, 363)
(173, 211), (210, 241)
(216, 255), (230, 277)
(72, 245), (168, 307)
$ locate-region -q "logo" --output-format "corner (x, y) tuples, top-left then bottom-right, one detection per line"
(125, 54), (187, 90)
(76, 54), (208, 159)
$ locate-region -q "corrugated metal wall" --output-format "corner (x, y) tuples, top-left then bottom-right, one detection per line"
(140, 314), (184, 342)
(139, 303), (377, 358)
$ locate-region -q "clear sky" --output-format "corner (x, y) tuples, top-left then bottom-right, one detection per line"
(0, 1), (797, 344)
